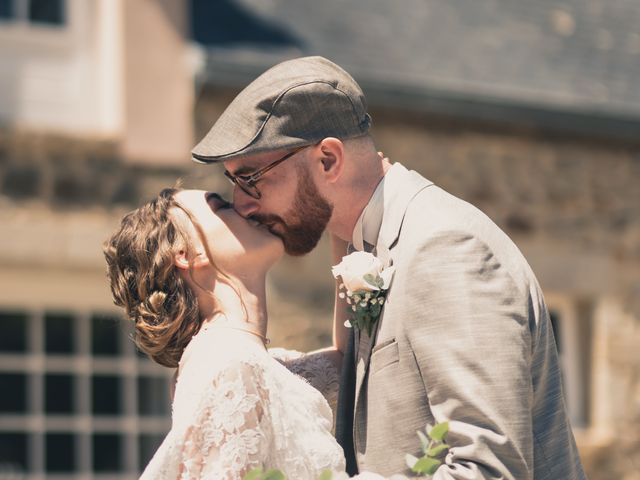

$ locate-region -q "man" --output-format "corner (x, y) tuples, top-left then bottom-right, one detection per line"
(191, 56), (586, 479)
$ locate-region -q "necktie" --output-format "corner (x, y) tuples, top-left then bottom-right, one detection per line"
(335, 328), (358, 475)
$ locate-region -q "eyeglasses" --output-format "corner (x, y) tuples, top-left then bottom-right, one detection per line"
(223, 145), (308, 199)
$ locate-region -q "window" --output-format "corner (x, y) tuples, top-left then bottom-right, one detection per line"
(0, 0), (14, 20)
(0, 0), (65, 26)
(0, 309), (172, 477)
(547, 296), (594, 429)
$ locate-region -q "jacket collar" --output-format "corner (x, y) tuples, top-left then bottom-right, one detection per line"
(353, 162), (433, 257)
(353, 163), (433, 413)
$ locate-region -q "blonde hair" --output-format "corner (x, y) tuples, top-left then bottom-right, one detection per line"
(103, 188), (202, 368)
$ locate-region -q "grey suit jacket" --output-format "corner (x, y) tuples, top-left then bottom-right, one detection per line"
(336, 164), (586, 479)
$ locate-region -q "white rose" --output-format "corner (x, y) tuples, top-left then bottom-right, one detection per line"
(331, 251), (394, 292)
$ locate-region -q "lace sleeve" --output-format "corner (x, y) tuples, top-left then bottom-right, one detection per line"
(177, 360), (273, 480)
(270, 348), (341, 415)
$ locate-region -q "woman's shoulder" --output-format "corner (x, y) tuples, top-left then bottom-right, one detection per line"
(174, 328), (270, 403)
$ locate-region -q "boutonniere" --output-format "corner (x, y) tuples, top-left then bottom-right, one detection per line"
(331, 251), (395, 336)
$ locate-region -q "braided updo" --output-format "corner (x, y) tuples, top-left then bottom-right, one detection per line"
(103, 188), (202, 368)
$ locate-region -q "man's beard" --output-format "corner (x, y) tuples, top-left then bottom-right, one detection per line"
(252, 172), (332, 256)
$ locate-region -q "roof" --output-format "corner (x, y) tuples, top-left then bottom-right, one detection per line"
(191, 0), (640, 139)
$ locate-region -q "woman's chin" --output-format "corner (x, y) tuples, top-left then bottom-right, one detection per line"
(266, 236), (285, 263)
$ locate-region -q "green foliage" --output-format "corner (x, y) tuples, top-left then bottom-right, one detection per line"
(428, 422), (449, 442)
(406, 421), (450, 477)
(318, 470), (335, 480)
(244, 469), (342, 480)
(243, 468), (286, 480)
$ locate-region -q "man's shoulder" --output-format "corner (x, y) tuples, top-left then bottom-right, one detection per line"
(401, 181), (494, 238)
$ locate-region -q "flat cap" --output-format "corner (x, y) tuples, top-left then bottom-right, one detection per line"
(192, 56), (371, 163)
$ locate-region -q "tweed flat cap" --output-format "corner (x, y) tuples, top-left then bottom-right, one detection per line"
(192, 56), (371, 163)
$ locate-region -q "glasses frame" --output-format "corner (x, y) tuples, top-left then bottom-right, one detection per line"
(223, 145), (308, 199)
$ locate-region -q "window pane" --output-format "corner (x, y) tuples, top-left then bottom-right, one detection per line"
(138, 434), (164, 473)
(138, 376), (169, 416)
(0, 0), (13, 20)
(91, 314), (121, 356)
(0, 373), (27, 413)
(93, 434), (122, 472)
(45, 312), (75, 354)
(46, 433), (75, 472)
(28, 0), (65, 25)
(45, 374), (74, 414)
(0, 311), (27, 353)
(0, 432), (28, 474)
(92, 375), (121, 415)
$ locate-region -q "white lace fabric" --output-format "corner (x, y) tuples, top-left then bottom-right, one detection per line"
(140, 327), (346, 480)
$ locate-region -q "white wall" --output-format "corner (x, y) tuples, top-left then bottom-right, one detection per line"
(0, 0), (124, 137)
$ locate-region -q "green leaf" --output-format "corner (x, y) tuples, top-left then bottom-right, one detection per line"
(370, 302), (381, 318)
(427, 443), (450, 457)
(429, 422), (449, 442)
(405, 453), (419, 469)
(243, 469), (264, 480)
(262, 469), (286, 480)
(375, 276), (384, 288)
(363, 274), (378, 287)
(318, 470), (334, 480)
(412, 456), (442, 475)
(416, 430), (429, 452)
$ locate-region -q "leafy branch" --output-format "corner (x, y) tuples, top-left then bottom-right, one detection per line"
(405, 422), (450, 477)
(243, 468), (286, 480)
(242, 422), (449, 479)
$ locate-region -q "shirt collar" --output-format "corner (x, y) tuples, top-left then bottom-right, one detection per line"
(351, 162), (406, 251)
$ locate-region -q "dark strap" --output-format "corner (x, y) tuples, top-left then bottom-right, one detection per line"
(335, 328), (358, 475)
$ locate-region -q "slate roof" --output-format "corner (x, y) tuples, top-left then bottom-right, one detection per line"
(191, 0), (640, 137)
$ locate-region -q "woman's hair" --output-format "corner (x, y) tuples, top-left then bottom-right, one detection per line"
(103, 188), (202, 368)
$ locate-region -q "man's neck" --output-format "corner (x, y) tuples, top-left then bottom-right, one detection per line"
(330, 158), (392, 242)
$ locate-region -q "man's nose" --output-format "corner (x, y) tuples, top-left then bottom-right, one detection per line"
(232, 187), (260, 218)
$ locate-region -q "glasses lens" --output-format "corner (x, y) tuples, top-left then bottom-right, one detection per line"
(224, 171), (260, 199)
(237, 180), (260, 199)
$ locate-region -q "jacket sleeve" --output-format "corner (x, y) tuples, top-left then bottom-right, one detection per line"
(404, 231), (537, 480)
(270, 347), (341, 417)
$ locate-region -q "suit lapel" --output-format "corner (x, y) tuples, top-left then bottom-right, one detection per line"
(353, 164), (433, 419)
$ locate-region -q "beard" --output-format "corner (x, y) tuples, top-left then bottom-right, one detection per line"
(252, 171), (333, 256)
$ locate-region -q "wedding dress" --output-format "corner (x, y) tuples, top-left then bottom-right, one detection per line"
(139, 325), (346, 480)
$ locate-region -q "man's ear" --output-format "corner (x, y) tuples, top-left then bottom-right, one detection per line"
(317, 137), (344, 182)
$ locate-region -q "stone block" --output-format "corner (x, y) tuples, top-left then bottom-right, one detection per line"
(2, 164), (41, 198)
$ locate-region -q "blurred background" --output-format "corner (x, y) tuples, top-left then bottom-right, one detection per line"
(0, 0), (638, 478)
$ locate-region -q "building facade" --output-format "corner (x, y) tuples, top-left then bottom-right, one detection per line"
(1, 0), (639, 479)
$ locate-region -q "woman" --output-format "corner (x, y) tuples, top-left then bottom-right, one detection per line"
(104, 188), (348, 479)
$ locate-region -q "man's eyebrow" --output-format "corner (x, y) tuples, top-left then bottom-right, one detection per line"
(227, 165), (257, 177)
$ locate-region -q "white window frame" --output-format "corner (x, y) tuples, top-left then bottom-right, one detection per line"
(0, 308), (172, 479)
(545, 293), (593, 430)
(0, 0), (73, 50)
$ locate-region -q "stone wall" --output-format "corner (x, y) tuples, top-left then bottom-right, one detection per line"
(1, 89), (639, 478)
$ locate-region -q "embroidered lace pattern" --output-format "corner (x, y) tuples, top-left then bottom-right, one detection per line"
(270, 348), (341, 419)
(139, 330), (345, 480)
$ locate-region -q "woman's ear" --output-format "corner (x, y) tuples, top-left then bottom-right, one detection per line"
(193, 252), (210, 268)
(174, 249), (190, 270)
(174, 250), (210, 270)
